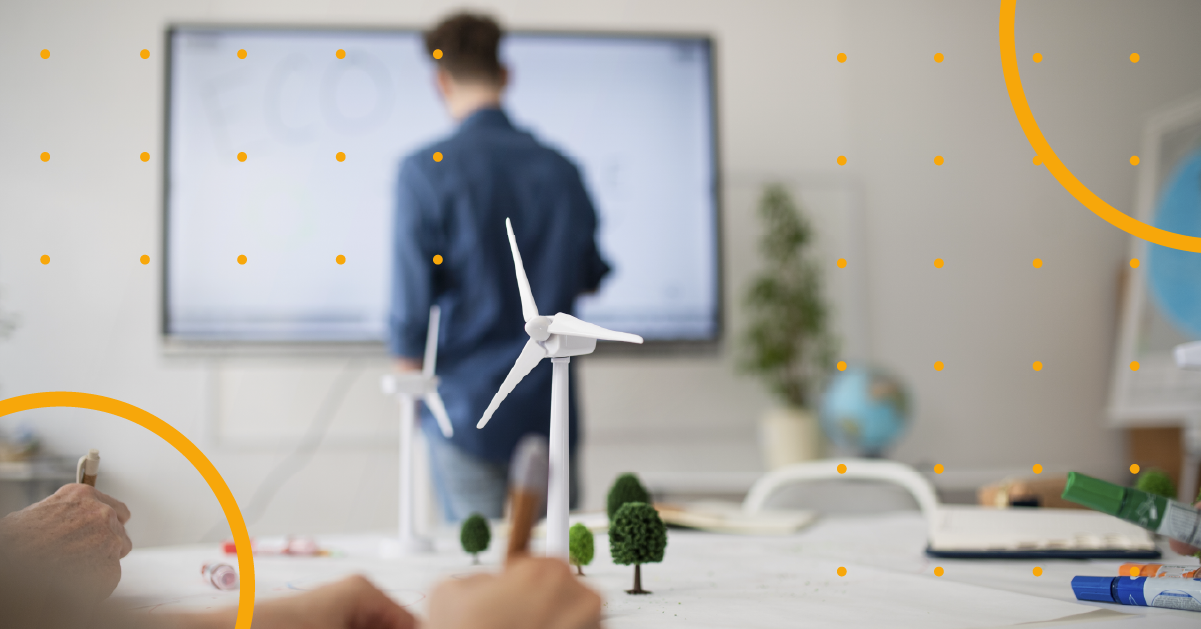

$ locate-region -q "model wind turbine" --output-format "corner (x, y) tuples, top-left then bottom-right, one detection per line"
(478, 218), (643, 558)
(381, 305), (454, 554)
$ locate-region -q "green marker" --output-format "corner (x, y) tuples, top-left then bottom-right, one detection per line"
(1062, 472), (1201, 547)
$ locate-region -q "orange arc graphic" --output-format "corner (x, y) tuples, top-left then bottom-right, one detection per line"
(998, 0), (1201, 252)
(0, 392), (255, 628)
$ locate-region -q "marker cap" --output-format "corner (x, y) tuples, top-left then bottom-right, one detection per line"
(1061, 472), (1125, 516)
(1115, 576), (1148, 606)
(1071, 576), (1117, 603)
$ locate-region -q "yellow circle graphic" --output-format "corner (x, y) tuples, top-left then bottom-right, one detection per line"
(1130, 361), (1140, 371)
(934, 53), (944, 63)
(237, 49), (247, 59)
(40, 152), (50, 162)
(836, 155), (847, 166)
(1032, 258), (1043, 268)
(140, 152), (150, 162)
(237, 254), (247, 265)
(837, 463), (847, 474)
(336, 254), (346, 265)
(40, 49), (50, 59)
(836, 258), (847, 268)
(836, 53), (847, 63)
(336, 152), (346, 162)
(237, 152), (247, 162)
(433, 49), (443, 60)
(934, 155), (944, 166)
(140, 49), (150, 60)
(433, 152), (444, 162)
(1129, 53), (1139, 64)
(433, 254), (444, 265)
(336, 49), (346, 60)
(1033, 566), (1043, 577)
(140, 254), (150, 265)
(1032, 463), (1043, 474)
(0, 392), (255, 628)
(1129, 464), (1140, 474)
(837, 360), (847, 371)
(1129, 258), (1140, 269)
(933, 464), (944, 474)
(40, 255), (50, 265)
(1032, 361), (1042, 371)
(934, 566), (944, 576)
(999, 1), (1201, 251)
(837, 566), (847, 577)
(934, 361), (944, 371)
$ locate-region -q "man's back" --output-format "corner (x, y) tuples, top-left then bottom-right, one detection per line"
(390, 107), (608, 464)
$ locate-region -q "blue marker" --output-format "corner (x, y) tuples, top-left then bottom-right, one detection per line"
(1072, 576), (1201, 612)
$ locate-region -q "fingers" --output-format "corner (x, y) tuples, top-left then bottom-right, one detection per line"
(328, 575), (416, 629)
(93, 490), (132, 524)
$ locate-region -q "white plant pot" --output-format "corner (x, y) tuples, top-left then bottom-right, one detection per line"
(759, 407), (823, 471)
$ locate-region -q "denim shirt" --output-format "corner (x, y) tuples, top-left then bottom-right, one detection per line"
(389, 108), (610, 463)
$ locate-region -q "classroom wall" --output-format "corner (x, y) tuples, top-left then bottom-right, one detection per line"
(1, 0), (1199, 546)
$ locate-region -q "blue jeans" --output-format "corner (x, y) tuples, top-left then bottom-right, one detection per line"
(427, 435), (579, 523)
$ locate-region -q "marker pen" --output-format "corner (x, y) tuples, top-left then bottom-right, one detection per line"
(1061, 472), (1201, 547)
(1119, 563), (1201, 579)
(1072, 576), (1201, 612)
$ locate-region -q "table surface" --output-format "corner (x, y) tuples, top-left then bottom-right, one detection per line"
(112, 512), (1201, 628)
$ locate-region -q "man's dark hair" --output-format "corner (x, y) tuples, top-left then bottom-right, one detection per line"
(424, 12), (504, 85)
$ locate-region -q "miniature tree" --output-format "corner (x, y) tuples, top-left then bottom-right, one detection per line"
(1136, 469), (1176, 499)
(460, 513), (491, 564)
(569, 523), (594, 576)
(609, 502), (666, 595)
(607, 473), (650, 520)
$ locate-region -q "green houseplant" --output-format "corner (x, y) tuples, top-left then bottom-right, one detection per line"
(741, 185), (837, 469)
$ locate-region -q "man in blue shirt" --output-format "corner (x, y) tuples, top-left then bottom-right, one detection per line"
(389, 13), (610, 522)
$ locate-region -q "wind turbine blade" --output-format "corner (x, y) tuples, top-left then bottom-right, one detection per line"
(506, 218), (540, 322)
(478, 338), (547, 428)
(423, 390), (454, 438)
(422, 304), (441, 378)
(546, 313), (644, 344)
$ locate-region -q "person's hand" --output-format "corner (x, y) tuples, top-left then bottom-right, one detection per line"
(427, 557), (602, 629)
(1168, 499), (1201, 557)
(169, 575), (415, 629)
(0, 483), (132, 601)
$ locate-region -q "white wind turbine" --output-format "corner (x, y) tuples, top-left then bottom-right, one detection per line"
(381, 305), (454, 555)
(478, 218), (643, 558)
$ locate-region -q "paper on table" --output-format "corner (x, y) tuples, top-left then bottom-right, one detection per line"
(928, 505), (1156, 552)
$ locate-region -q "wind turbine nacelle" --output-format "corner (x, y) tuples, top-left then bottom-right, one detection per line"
(542, 334), (597, 358)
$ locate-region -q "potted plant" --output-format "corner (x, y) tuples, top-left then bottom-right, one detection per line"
(741, 184), (838, 470)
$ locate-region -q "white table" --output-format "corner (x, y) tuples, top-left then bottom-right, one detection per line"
(113, 512), (1200, 628)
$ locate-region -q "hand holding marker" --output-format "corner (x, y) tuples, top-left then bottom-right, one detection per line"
(76, 449), (100, 486)
(506, 435), (549, 563)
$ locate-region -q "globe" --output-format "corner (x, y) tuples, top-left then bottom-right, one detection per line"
(1147, 147), (1201, 339)
(819, 366), (910, 456)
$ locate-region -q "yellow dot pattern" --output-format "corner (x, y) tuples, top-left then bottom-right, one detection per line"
(1129, 155), (1140, 166)
(40, 255), (50, 265)
(837, 566), (847, 577)
(837, 53), (847, 63)
(1032, 53), (1042, 63)
(1032, 258), (1043, 268)
(1130, 361), (1140, 371)
(237, 152), (247, 162)
(336, 49), (346, 59)
(1129, 566), (1140, 577)
(237, 255), (247, 265)
(934, 361), (944, 371)
(433, 152), (444, 162)
(1129, 258), (1140, 269)
(1033, 567), (1043, 577)
(140, 152), (150, 162)
(933, 464), (944, 474)
(433, 255), (444, 265)
(934, 155), (944, 166)
(837, 361), (847, 371)
(934, 53), (944, 63)
(40, 152), (50, 162)
(1032, 361), (1042, 371)
(1129, 53), (1140, 64)
(336, 255), (346, 265)
(140, 255), (150, 265)
(433, 49), (443, 60)
(837, 258), (847, 268)
(934, 258), (944, 268)
(836, 155), (847, 166)
(1032, 155), (1042, 166)
(1129, 464), (1140, 474)
(237, 49), (247, 59)
(837, 463), (847, 474)
(934, 566), (944, 576)
(336, 152), (346, 162)
(1032, 464), (1043, 474)
(40, 49), (50, 60)
(140, 49), (150, 60)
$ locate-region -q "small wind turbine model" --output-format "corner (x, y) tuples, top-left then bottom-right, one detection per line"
(381, 305), (454, 554)
(478, 218), (644, 558)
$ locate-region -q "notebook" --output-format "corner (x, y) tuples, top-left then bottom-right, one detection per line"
(927, 505), (1161, 559)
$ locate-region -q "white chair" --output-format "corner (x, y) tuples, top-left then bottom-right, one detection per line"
(742, 459), (940, 519)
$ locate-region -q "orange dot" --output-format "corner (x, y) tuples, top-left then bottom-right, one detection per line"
(1032, 258), (1043, 268)
(1129, 53), (1139, 64)
(335, 152), (346, 162)
(933, 53), (944, 63)
(237, 255), (247, 265)
(237, 152), (247, 162)
(1032, 464), (1043, 474)
(237, 49), (247, 59)
(933, 566), (944, 576)
(1129, 258), (1140, 269)
(836, 258), (847, 268)
(1130, 361), (1140, 371)
(40, 49), (50, 60)
(1032, 361), (1043, 371)
(1032, 567), (1043, 577)
(1129, 464), (1140, 474)
(140, 49), (150, 60)
(934, 258), (944, 268)
(1032, 155), (1042, 166)
(1128, 566), (1140, 577)
(837, 463), (847, 474)
(836, 155), (847, 166)
(140, 152), (150, 162)
(40, 152), (50, 162)
(433, 255), (444, 265)
(934, 464), (944, 474)
(837, 567), (847, 577)
(335, 254), (346, 265)
(934, 155), (944, 166)
(836, 53), (847, 63)
(336, 49), (346, 59)
(837, 361), (847, 372)
(433, 152), (443, 162)
(934, 361), (944, 371)
(140, 255), (150, 265)
(1032, 53), (1042, 63)
(40, 255), (50, 265)
(1129, 155), (1140, 166)
(433, 49), (443, 60)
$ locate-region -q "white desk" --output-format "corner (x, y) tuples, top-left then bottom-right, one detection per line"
(113, 512), (1200, 628)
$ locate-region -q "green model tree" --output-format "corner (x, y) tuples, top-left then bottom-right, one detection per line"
(1136, 469), (1176, 499)
(609, 502), (667, 595)
(460, 513), (491, 564)
(568, 523), (594, 576)
(607, 473), (650, 520)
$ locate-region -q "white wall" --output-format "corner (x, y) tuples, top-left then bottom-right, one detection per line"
(1, 0), (1199, 546)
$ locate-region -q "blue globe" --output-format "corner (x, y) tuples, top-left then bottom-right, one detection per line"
(820, 367), (910, 456)
(1148, 147), (1201, 339)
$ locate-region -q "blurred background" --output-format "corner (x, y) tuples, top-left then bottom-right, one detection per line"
(1, 0), (1200, 546)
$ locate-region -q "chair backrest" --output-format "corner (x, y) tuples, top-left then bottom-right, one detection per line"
(742, 459), (940, 519)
